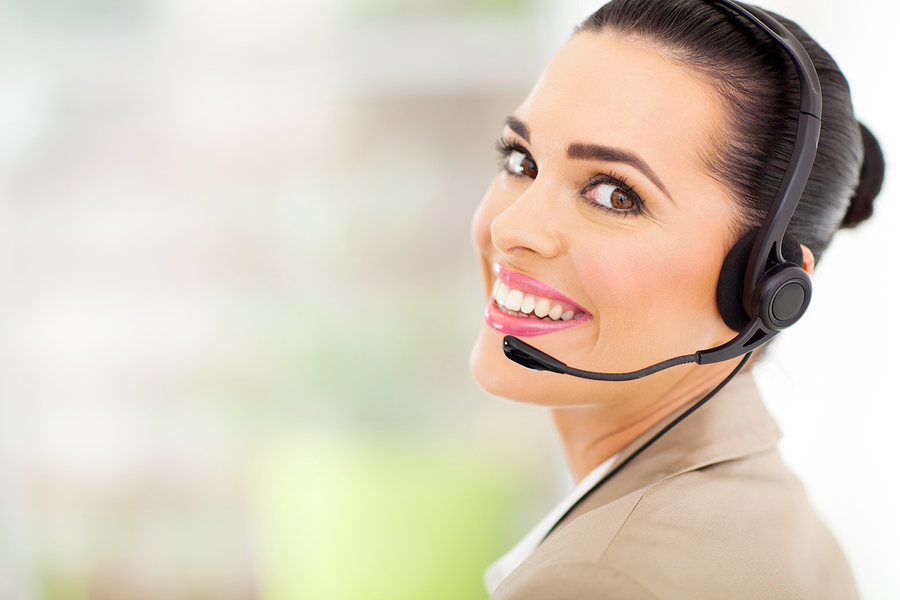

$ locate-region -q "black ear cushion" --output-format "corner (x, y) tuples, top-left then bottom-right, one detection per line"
(781, 233), (803, 264)
(717, 231), (757, 332)
(716, 231), (804, 332)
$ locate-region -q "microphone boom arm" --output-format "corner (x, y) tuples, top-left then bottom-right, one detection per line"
(502, 336), (701, 382)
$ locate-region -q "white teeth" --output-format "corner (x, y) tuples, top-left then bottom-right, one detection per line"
(504, 289), (524, 311)
(520, 295), (536, 314)
(497, 305), (532, 318)
(492, 279), (585, 322)
(496, 283), (509, 304)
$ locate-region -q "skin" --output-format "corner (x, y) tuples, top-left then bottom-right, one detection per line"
(469, 31), (815, 482)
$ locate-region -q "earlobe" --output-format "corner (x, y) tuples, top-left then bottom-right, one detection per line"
(799, 244), (815, 275)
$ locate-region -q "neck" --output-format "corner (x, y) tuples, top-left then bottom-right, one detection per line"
(550, 358), (744, 482)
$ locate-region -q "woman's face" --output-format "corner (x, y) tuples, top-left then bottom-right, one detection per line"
(470, 32), (741, 407)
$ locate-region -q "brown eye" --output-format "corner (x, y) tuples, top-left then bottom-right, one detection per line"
(609, 188), (633, 209)
(508, 151), (538, 179)
(585, 183), (637, 211)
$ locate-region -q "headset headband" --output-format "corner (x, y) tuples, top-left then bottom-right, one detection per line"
(698, 0), (822, 364)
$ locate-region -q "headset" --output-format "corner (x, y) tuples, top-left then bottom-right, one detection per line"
(502, 0), (822, 381)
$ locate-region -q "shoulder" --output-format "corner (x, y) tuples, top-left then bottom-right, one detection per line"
(491, 450), (857, 600)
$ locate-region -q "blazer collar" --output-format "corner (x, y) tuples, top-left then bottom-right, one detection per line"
(549, 370), (781, 535)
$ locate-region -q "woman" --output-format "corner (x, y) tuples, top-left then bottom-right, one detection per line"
(469, 0), (884, 597)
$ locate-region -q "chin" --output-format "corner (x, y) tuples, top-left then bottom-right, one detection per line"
(470, 326), (528, 402)
(469, 324), (574, 404)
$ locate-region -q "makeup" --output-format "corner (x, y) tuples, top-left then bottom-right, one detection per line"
(485, 264), (592, 337)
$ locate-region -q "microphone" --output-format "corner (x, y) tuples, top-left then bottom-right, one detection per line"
(502, 336), (702, 381)
(502, 314), (779, 381)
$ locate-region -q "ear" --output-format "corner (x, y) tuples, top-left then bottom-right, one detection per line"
(799, 244), (815, 275)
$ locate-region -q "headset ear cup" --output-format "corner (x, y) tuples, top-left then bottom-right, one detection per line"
(754, 232), (810, 330)
(717, 231), (806, 332)
(717, 231), (756, 332)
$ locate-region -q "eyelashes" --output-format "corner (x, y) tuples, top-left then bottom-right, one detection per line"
(495, 138), (531, 173)
(494, 136), (646, 217)
(495, 137), (523, 160)
(581, 173), (645, 216)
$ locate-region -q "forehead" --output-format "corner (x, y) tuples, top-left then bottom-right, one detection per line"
(517, 32), (723, 184)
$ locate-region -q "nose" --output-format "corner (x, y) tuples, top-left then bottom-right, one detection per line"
(489, 182), (562, 259)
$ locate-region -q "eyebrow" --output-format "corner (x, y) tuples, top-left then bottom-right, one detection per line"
(504, 116), (530, 143)
(568, 143), (673, 202)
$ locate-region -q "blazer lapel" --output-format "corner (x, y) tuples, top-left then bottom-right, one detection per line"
(547, 371), (782, 537)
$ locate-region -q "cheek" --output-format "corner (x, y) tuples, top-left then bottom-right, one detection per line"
(575, 233), (726, 335)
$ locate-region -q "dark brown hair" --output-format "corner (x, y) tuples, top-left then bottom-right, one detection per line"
(579, 0), (884, 261)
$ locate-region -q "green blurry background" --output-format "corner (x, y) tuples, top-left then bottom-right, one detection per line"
(0, 0), (565, 598)
(0, 0), (896, 598)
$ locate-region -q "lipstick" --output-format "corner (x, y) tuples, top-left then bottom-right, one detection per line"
(484, 264), (592, 337)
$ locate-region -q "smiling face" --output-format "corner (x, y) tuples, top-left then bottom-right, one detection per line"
(470, 31), (743, 408)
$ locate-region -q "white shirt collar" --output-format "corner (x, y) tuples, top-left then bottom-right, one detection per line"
(483, 453), (619, 594)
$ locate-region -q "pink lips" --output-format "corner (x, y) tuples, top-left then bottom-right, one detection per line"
(484, 264), (592, 337)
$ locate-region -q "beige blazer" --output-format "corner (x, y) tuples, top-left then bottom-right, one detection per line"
(491, 372), (858, 599)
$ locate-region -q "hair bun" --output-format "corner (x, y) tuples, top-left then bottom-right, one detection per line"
(841, 122), (884, 228)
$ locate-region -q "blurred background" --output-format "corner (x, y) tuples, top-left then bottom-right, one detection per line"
(0, 0), (895, 598)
